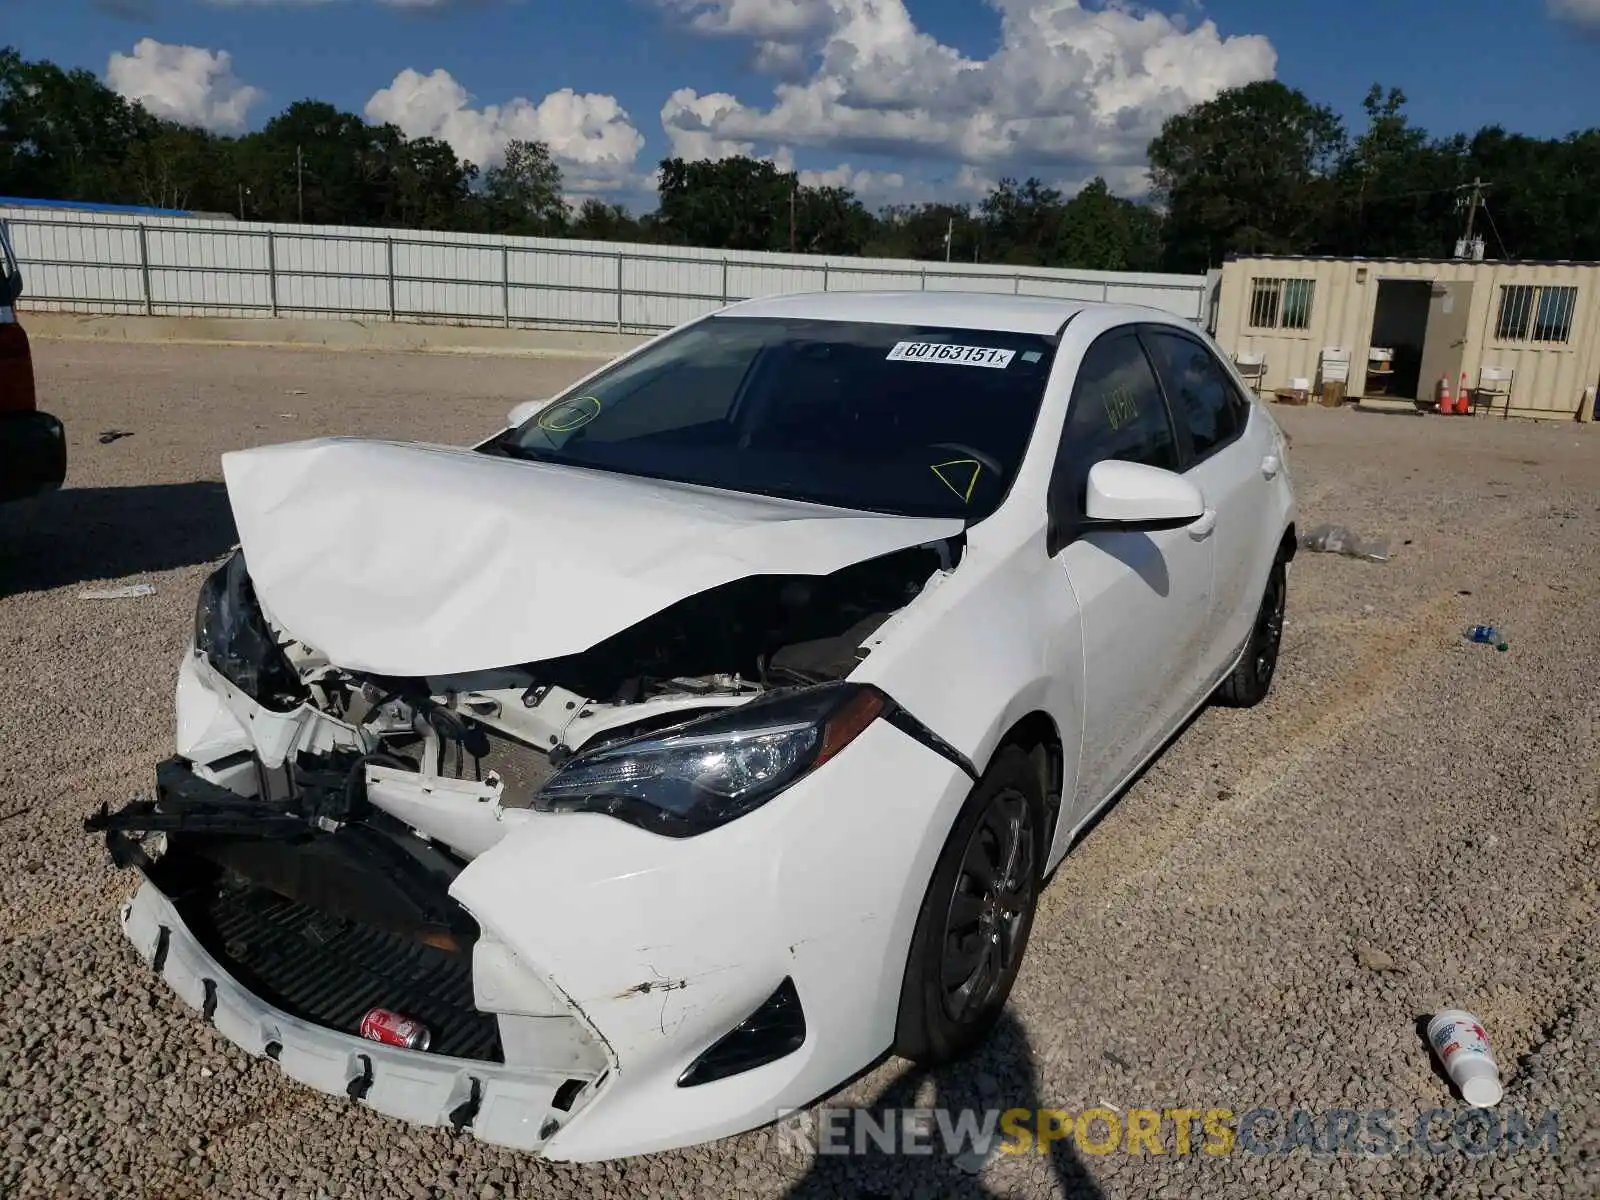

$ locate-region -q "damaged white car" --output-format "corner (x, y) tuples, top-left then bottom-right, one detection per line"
(89, 292), (1296, 1162)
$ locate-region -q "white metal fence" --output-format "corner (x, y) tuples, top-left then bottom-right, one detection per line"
(0, 205), (1208, 335)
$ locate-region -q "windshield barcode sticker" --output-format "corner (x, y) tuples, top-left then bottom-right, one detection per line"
(886, 342), (1015, 369)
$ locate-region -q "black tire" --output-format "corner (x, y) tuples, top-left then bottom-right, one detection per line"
(893, 745), (1045, 1065)
(1216, 555), (1287, 708)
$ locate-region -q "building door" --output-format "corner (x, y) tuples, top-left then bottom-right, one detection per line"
(1417, 281), (1475, 404)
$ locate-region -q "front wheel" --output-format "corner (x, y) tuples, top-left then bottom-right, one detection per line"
(893, 746), (1045, 1065)
(1216, 556), (1287, 708)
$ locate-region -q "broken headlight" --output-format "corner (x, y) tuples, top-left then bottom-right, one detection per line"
(533, 682), (888, 836)
(193, 550), (307, 710)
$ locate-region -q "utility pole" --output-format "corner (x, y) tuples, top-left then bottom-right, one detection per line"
(238, 182), (244, 220)
(296, 145), (304, 223)
(1463, 177), (1487, 242)
(1456, 177), (1491, 258)
(789, 183), (796, 253)
(944, 216), (954, 263)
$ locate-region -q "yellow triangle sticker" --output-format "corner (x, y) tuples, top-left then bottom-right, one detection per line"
(931, 459), (983, 503)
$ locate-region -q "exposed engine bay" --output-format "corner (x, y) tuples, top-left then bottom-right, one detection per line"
(279, 535), (956, 808)
(92, 534), (963, 866)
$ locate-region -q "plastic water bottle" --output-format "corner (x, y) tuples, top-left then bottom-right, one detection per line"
(1466, 625), (1499, 644)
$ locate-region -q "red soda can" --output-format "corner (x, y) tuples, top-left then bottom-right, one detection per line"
(359, 1007), (431, 1051)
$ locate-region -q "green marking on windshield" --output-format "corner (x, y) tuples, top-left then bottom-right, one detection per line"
(930, 459), (983, 503)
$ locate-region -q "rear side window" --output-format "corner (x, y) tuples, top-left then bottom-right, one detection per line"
(1052, 332), (1178, 510)
(1143, 330), (1250, 462)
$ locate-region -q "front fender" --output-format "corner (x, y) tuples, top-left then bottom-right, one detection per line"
(852, 534), (1084, 805)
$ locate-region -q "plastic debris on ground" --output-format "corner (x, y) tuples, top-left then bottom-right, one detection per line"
(78, 583), (156, 600)
(1299, 523), (1392, 562)
(1426, 1009), (1504, 1108)
(97, 429), (134, 444)
(1465, 625), (1510, 652)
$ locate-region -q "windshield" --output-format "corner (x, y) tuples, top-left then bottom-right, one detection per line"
(490, 316), (1058, 520)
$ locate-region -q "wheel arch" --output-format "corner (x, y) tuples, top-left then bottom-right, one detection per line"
(986, 710), (1064, 852)
(1279, 521), (1298, 564)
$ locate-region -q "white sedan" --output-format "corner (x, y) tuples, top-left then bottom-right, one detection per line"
(89, 291), (1296, 1162)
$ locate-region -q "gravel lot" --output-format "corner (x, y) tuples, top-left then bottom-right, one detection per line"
(2, 341), (1596, 1199)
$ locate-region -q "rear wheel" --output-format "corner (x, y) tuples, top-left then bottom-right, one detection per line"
(894, 746), (1045, 1065)
(1216, 556), (1287, 708)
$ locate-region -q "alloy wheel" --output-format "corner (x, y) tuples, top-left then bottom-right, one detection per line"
(939, 787), (1036, 1024)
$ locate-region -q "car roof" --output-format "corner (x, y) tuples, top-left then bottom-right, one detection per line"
(717, 291), (1184, 337)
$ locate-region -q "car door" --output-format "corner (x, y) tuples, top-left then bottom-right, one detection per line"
(1049, 329), (1216, 821)
(1140, 326), (1274, 682)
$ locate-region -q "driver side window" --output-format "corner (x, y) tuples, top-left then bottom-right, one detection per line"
(1049, 331), (1180, 521)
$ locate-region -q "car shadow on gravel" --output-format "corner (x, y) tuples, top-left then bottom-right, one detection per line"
(784, 1012), (1103, 1199)
(0, 482), (237, 596)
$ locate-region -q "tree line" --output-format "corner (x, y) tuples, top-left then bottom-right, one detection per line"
(4, 47), (1597, 273)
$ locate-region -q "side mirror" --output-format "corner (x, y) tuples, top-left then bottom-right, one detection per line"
(505, 398), (549, 430)
(1083, 460), (1205, 532)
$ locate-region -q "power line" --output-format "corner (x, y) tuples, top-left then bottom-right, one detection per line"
(1480, 200), (1512, 260)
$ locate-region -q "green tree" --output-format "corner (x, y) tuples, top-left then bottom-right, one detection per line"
(0, 46), (147, 201)
(570, 198), (641, 241)
(653, 156), (793, 250)
(1056, 178), (1163, 272)
(390, 135), (478, 231)
(482, 139), (568, 236)
(1148, 80), (1347, 271)
(122, 116), (233, 213)
(865, 203), (977, 262)
(1326, 86), (1460, 258)
(1463, 127), (1600, 261)
(793, 185), (874, 255)
(980, 177), (1068, 266)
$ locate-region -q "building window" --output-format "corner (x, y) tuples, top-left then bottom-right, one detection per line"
(1495, 284), (1578, 345)
(1248, 278), (1315, 331)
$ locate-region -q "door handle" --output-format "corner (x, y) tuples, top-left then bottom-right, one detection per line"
(1188, 509), (1217, 540)
(1261, 454), (1280, 479)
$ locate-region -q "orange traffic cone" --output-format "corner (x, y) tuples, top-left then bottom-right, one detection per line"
(1438, 376), (1452, 414)
(1458, 371), (1472, 415)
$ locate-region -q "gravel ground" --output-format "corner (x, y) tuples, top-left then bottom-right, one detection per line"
(2, 341), (1596, 1199)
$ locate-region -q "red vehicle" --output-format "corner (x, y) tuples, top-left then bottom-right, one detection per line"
(1, 219), (66, 503)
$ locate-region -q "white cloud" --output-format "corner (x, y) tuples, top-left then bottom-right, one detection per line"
(106, 39), (264, 133)
(198, 0), (496, 8)
(655, 0), (1276, 195)
(1549, 0), (1600, 27)
(365, 68), (646, 188)
(663, 0), (833, 38)
(797, 161), (906, 199)
(660, 88), (761, 160)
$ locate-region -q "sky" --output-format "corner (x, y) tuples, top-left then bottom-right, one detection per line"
(9, 0), (1600, 211)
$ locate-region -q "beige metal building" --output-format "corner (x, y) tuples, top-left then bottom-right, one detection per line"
(1212, 255), (1600, 420)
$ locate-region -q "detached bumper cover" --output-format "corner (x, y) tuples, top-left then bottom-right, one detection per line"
(0, 409), (66, 503)
(119, 879), (585, 1153)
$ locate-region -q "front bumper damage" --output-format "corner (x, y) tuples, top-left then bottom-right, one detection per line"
(119, 879), (587, 1152)
(91, 647), (978, 1162)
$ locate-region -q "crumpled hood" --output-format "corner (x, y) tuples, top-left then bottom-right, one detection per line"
(220, 437), (963, 677)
